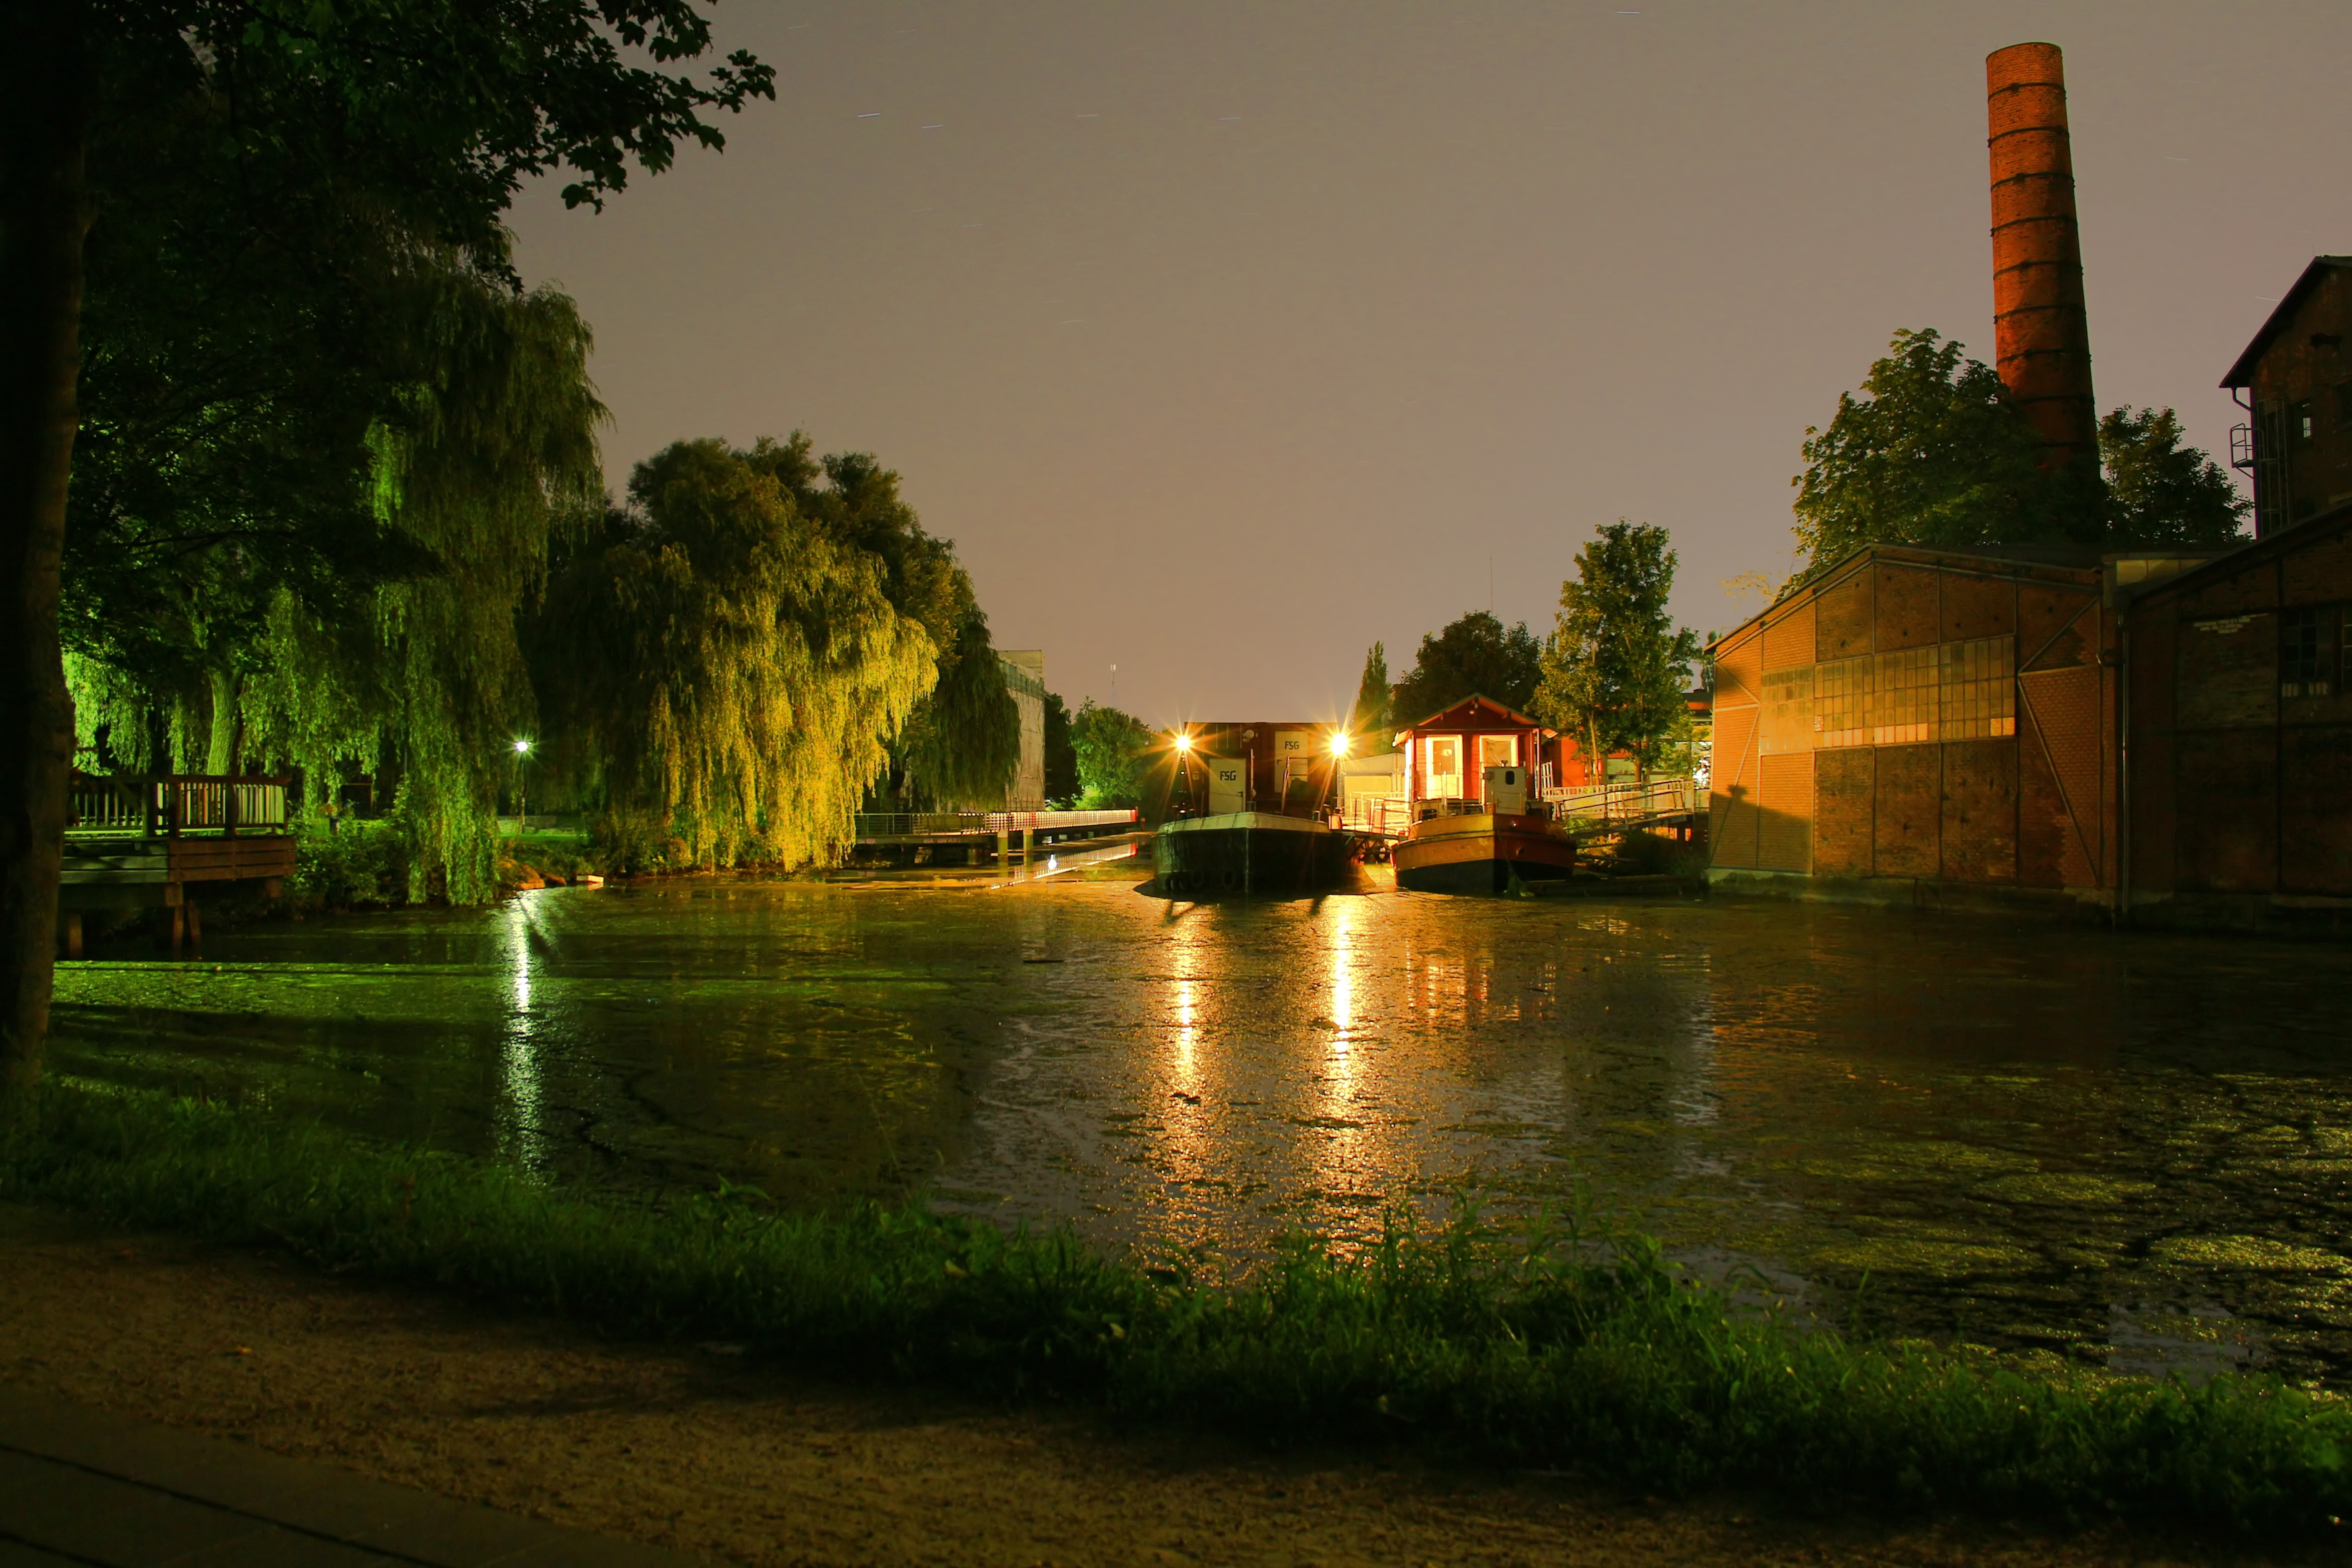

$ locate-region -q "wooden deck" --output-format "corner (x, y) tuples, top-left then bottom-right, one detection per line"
(60, 774), (299, 954)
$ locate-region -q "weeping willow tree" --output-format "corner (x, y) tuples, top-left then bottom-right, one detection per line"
(716, 435), (1021, 811)
(899, 607), (1022, 809)
(242, 270), (606, 901)
(534, 440), (936, 869)
(65, 224), (606, 903)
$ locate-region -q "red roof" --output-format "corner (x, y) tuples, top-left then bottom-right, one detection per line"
(1397, 693), (1553, 736)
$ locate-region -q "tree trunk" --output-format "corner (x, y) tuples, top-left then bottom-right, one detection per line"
(0, 5), (96, 1099)
(206, 667), (240, 774)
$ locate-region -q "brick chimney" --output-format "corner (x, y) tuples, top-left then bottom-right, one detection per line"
(1987, 42), (2097, 469)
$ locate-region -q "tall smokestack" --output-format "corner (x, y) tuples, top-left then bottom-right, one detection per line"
(1986, 41), (2097, 469)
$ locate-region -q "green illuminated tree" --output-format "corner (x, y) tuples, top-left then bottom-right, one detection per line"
(1791, 328), (2245, 574)
(1791, 329), (2074, 568)
(534, 440), (935, 870)
(2098, 406), (2250, 547)
(237, 274), (608, 901)
(1536, 522), (1699, 778)
(732, 435), (1016, 809)
(1391, 612), (1541, 726)
(3, 0), (770, 1093)
(1071, 701), (1152, 809)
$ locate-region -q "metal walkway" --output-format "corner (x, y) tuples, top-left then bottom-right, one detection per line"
(1340, 779), (1702, 844)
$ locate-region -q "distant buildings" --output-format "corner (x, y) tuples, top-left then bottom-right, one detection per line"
(2224, 257), (2352, 538)
(999, 650), (1048, 809)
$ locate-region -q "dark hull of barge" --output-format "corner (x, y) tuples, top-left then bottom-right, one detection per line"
(1152, 812), (1351, 898)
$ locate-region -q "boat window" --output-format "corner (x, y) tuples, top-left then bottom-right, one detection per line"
(1425, 736), (1461, 795)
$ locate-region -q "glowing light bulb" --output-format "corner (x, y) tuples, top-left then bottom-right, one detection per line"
(1329, 732), (1350, 758)
(1174, 733), (1192, 754)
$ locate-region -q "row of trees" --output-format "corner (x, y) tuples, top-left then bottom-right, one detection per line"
(1793, 328), (2247, 564)
(5, 0), (788, 1091)
(1355, 521), (1698, 777)
(44, 11), (1033, 892)
(1353, 327), (2250, 779)
(0, 4), (1040, 1092)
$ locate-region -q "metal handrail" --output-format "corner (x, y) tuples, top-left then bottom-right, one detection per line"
(852, 807), (1140, 839)
(985, 808), (1139, 830)
(1542, 777), (1699, 823)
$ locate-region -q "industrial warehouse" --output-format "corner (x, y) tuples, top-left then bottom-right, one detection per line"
(1708, 47), (2352, 932)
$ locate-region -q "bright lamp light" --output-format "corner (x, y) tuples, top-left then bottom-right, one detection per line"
(1329, 733), (1350, 758)
(513, 739), (531, 755)
(1174, 732), (1192, 754)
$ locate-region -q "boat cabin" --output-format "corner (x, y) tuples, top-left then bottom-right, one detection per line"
(1397, 696), (1557, 809)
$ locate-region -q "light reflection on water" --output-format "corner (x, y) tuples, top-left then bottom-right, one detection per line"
(499, 898), (546, 1170)
(43, 870), (2352, 1383)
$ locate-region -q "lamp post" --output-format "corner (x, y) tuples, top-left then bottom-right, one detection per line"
(512, 739), (531, 833)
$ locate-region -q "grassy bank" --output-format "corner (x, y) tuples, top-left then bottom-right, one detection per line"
(5, 1082), (2349, 1536)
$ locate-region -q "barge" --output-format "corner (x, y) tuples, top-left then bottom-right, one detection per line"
(1392, 794), (1577, 894)
(1150, 720), (1354, 897)
(1388, 696), (1581, 895)
(1153, 810), (1352, 897)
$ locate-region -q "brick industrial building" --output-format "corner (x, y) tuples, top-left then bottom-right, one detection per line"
(1710, 259), (2352, 929)
(1705, 47), (2352, 929)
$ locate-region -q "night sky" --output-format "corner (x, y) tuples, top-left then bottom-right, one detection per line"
(508, 0), (2351, 725)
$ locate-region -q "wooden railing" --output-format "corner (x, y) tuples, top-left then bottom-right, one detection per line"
(66, 774), (291, 838)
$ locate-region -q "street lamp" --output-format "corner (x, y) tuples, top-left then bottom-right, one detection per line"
(512, 739), (532, 832)
(1328, 732), (1351, 758)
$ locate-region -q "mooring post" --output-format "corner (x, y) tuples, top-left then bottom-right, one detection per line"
(995, 828), (1009, 866)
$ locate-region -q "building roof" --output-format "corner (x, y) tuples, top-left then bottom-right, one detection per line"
(1705, 542), (2107, 653)
(1398, 693), (1553, 735)
(2118, 497), (2352, 611)
(2221, 256), (2352, 389)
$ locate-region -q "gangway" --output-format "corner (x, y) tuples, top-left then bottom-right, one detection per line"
(1338, 777), (1703, 853)
(1541, 777), (1702, 834)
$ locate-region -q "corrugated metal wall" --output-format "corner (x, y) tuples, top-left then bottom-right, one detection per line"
(1707, 551), (2112, 892)
(2131, 510), (2352, 898)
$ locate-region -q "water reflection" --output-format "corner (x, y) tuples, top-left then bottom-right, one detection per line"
(44, 875), (2352, 1382)
(498, 898), (546, 1170)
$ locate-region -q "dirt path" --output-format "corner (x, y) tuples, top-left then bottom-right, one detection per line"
(0, 1202), (2280, 1568)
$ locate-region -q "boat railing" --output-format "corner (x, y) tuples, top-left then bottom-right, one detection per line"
(1338, 794), (1416, 836)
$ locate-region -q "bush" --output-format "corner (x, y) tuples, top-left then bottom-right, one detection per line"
(285, 818), (410, 911)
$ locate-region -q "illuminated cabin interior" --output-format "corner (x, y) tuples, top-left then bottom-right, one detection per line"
(1397, 695), (1557, 807)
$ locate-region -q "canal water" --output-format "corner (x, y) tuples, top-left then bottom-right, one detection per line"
(45, 867), (2352, 1384)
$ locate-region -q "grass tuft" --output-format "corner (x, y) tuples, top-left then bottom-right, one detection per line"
(6, 1080), (2350, 1534)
